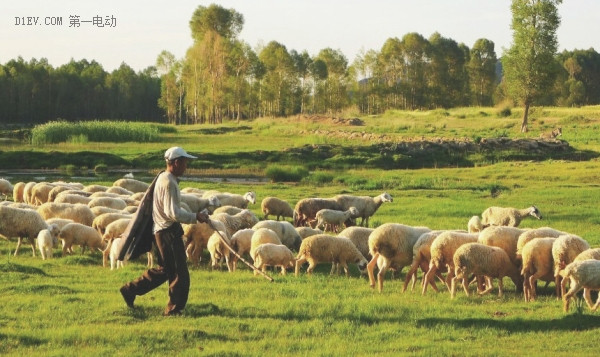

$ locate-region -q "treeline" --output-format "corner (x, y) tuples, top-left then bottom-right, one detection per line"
(0, 58), (161, 124)
(2, 4), (600, 125)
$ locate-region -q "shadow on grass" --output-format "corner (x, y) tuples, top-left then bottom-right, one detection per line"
(416, 314), (600, 332)
(185, 303), (223, 318)
(0, 262), (46, 275)
(0, 332), (46, 348)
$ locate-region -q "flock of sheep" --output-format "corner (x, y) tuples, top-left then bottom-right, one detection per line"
(1, 176), (599, 313)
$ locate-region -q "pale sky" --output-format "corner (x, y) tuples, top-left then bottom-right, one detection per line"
(2, 0), (598, 72)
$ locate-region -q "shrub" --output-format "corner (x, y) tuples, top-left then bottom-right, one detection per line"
(265, 165), (309, 182)
(31, 120), (161, 144)
(497, 107), (512, 117)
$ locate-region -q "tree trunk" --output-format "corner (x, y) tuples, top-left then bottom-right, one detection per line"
(521, 103), (530, 133)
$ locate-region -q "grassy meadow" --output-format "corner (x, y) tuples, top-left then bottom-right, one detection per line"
(1, 106), (600, 355)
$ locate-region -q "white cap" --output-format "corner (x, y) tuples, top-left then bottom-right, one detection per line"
(164, 147), (197, 161)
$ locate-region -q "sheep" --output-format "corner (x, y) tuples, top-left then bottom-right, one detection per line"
(12, 181), (25, 202)
(337, 226), (374, 261)
(333, 192), (393, 227)
(552, 234), (590, 298)
(109, 237), (125, 270)
(252, 220), (303, 252)
(30, 182), (56, 206)
(467, 215), (483, 233)
(366, 223), (432, 292)
(230, 228), (255, 271)
(182, 219), (227, 266)
(105, 186), (133, 196)
(295, 234), (368, 277)
(540, 127), (562, 139)
(211, 209), (259, 238)
(478, 226), (527, 267)
(253, 243), (295, 275)
(481, 205), (542, 227)
(92, 212), (132, 235)
(52, 189), (93, 203)
(574, 248), (600, 262)
(422, 231), (479, 295)
(90, 206), (123, 217)
(451, 243), (521, 298)
(47, 185), (83, 202)
(180, 194), (221, 213)
(82, 184), (109, 193)
(112, 178), (149, 193)
(54, 193), (93, 205)
(293, 197), (343, 227)
(295, 227), (323, 240)
(181, 187), (205, 195)
(261, 196), (294, 221)
(58, 222), (106, 256)
(211, 205), (243, 215)
(561, 260), (600, 312)
(37, 202), (95, 227)
(45, 218), (74, 231)
(122, 205), (138, 214)
(206, 230), (233, 271)
(402, 230), (449, 293)
(37, 224), (61, 260)
(0, 178), (14, 200)
(210, 191), (256, 209)
(88, 197), (127, 211)
(250, 228), (282, 261)
(101, 218), (132, 267)
(516, 227), (566, 261)
(0, 205), (49, 256)
(22, 181), (37, 205)
(521, 237), (557, 302)
(315, 207), (359, 233)
(129, 191), (145, 202)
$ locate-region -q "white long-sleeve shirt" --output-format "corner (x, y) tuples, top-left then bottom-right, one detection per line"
(152, 171), (197, 233)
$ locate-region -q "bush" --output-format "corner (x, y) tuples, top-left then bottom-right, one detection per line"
(31, 120), (161, 144)
(497, 107), (512, 117)
(305, 171), (334, 184)
(265, 165), (309, 182)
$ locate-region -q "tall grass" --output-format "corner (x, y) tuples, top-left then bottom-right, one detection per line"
(30, 120), (173, 144)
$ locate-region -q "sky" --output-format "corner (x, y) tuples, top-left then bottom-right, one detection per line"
(2, 0), (599, 72)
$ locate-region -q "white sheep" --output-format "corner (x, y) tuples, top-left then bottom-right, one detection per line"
(212, 205), (243, 215)
(516, 227), (566, 261)
(87, 197), (127, 211)
(467, 215), (483, 233)
(295, 226), (323, 240)
(521, 237), (557, 302)
(253, 243), (295, 275)
(37, 224), (61, 260)
(112, 178), (149, 193)
(252, 220), (303, 251)
(30, 182), (56, 206)
(109, 237), (125, 270)
(211, 191), (256, 209)
(334, 192), (393, 227)
(90, 206), (123, 217)
(367, 223), (432, 292)
(211, 209), (259, 238)
(402, 230), (449, 293)
(478, 226), (527, 267)
(552, 234), (590, 297)
(315, 206), (359, 233)
(45, 218), (74, 231)
(181, 193), (221, 213)
(58, 222), (106, 256)
(0, 178), (14, 200)
(261, 196), (294, 221)
(181, 187), (205, 195)
(206, 230), (233, 271)
(422, 231), (479, 295)
(92, 212), (132, 235)
(452, 242), (521, 298)
(293, 197), (343, 227)
(105, 186), (134, 196)
(12, 181), (25, 202)
(250, 228), (282, 261)
(574, 248), (600, 262)
(82, 184), (109, 193)
(337, 226), (374, 261)
(54, 193), (93, 205)
(37, 202), (95, 226)
(182, 219), (227, 266)
(22, 181), (37, 205)
(481, 205), (542, 227)
(295, 234), (368, 277)
(230, 228), (255, 271)
(561, 260), (600, 312)
(0, 205), (49, 256)
(101, 218), (132, 268)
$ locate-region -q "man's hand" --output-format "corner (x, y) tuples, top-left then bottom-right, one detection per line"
(196, 211), (209, 223)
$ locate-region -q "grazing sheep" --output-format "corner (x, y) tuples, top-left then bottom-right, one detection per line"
(211, 191), (256, 209)
(478, 226), (527, 267)
(101, 218), (132, 267)
(182, 219), (227, 266)
(253, 243), (295, 275)
(0, 205), (50, 256)
(212, 205), (243, 215)
(295, 226), (323, 240)
(109, 237), (125, 270)
(250, 228), (282, 261)
(481, 205), (542, 227)
(552, 234), (590, 297)
(58, 222), (106, 256)
(521, 237), (557, 302)
(0, 178), (14, 200)
(337, 226), (374, 261)
(211, 209), (259, 238)
(561, 260), (600, 312)
(90, 206), (122, 217)
(30, 182), (56, 206)
(367, 223), (432, 292)
(54, 193), (93, 205)
(452, 243), (521, 298)
(37, 224), (61, 260)
(261, 196), (294, 221)
(252, 220), (303, 252)
(181, 194), (221, 213)
(122, 205), (138, 214)
(516, 227), (566, 261)
(92, 212), (132, 235)
(181, 187), (205, 195)
(574, 248), (600, 262)
(47, 185), (85, 202)
(112, 178), (149, 193)
(540, 127), (562, 139)
(334, 192), (393, 227)
(315, 207), (359, 233)
(82, 184), (109, 193)
(230, 228), (255, 271)
(22, 181), (37, 205)
(295, 234), (368, 277)
(293, 197), (343, 227)
(87, 197), (127, 211)
(422, 231), (479, 295)
(206, 230), (233, 271)
(402, 230), (449, 293)
(467, 215), (483, 233)
(45, 218), (74, 231)
(37, 202), (95, 226)
(12, 181), (25, 202)
(105, 186), (133, 196)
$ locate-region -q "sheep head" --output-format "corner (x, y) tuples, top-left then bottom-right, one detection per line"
(529, 206), (542, 220)
(380, 192), (393, 203)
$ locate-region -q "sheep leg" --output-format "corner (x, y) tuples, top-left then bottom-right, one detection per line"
(29, 239), (36, 257)
(528, 274), (541, 301)
(478, 276), (493, 296)
(147, 252), (153, 268)
(554, 274), (562, 299)
(403, 260), (420, 293)
(592, 290), (600, 312)
(461, 277), (470, 297)
(377, 261), (389, 293)
(367, 253), (379, 288)
(497, 278), (504, 297)
(422, 265), (438, 295)
(295, 256), (307, 277)
(13, 237), (23, 256)
(306, 262), (317, 275)
(563, 280), (583, 312)
(280, 265), (287, 275)
(102, 239), (113, 268)
(583, 288), (594, 310)
(450, 277), (458, 298)
(444, 268), (455, 293)
(560, 274), (569, 299)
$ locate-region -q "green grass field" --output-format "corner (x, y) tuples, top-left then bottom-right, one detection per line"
(1, 106), (600, 355)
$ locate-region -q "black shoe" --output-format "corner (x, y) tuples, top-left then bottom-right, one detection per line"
(120, 286), (135, 308)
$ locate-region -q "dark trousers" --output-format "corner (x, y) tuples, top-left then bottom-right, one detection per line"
(124, 223), (189, 315)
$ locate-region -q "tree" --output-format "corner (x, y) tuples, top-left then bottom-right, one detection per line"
(503, 0), (562, 132)
(468, 39), (498, 106)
